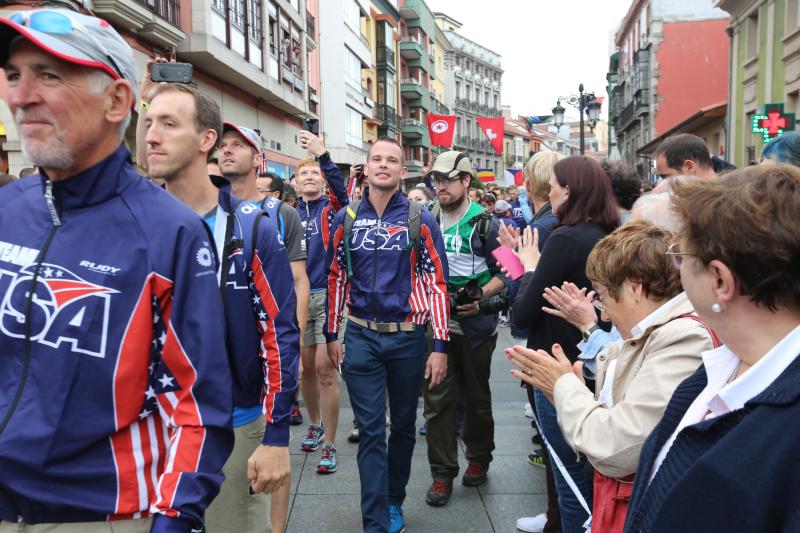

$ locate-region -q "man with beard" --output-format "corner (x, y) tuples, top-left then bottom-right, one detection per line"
(424, 151), (507, 507)
(325, 138), (449, 533)
(0, 10), (233, 532)
(143, 83), (299, 533)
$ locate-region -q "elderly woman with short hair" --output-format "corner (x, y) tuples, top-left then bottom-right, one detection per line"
(508, 220), (714, 533)
(622, 164), (800, 532)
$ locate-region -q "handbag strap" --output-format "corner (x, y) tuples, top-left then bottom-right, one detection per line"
(530, 409), (593, 531)
(675, 312), (722, 348)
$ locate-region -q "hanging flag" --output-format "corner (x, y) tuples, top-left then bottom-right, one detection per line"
(519, 115), (553, 132)
(426, 114), (457, 147)
(476, 169), (495, 183)
(477, 117), (504, 155)
(504, 168), (524, 187)
(258, 154), (269, 175)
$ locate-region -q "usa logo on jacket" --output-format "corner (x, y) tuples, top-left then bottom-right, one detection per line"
(0, 262), (117, 358)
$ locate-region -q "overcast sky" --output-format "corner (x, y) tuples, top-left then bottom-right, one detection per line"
(426, 0), (633, 121)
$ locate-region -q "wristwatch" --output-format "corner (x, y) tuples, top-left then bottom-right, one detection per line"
(314, 151), (330, 162)
(581, 325), (600, 342)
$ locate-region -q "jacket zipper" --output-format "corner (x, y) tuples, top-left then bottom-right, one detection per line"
(371, 216), (380, 321)
(0, 180), (61, 439)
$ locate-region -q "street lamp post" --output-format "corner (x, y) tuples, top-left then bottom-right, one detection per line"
(552, 84), (602, 155)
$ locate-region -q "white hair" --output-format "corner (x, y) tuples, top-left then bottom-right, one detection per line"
(84, 69), (131, 140)
(629, 193), (682, 233)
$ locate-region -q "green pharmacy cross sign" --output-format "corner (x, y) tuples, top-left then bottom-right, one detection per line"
(751, 103), (797, 143)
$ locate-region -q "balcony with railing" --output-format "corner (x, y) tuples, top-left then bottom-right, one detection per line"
(400, 118), (426, 139)
(377, 104), (400, 129)
(93, 0), (185, 47)
(377, 46), (396, 70)
(400, 78), (425, 100)
(400, 36), (424, 60)
(134, 0), (180, 27)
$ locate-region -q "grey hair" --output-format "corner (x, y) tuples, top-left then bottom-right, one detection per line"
(629, 192), (682, 233)
(84, 69), (131, 140)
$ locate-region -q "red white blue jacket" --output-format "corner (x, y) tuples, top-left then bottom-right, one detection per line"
(215, 185), (299, 446)
(324, 189), (451, 352)
(296, 152), (349, 290)
(0, 146), (233, 532)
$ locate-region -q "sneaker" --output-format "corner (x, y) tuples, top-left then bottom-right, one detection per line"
(516, 513), (547, 533)
(290, 403), (304, 426)
(527, 449), (545, 467)
(425, 478), (452, 507)
(462, 463), (488, 487)
(347, 421), (360, 443)
(317, 444), (337, 474)
(388, 504), (405, 533)
(300, 423), (324, 452)
(419, 421), (428, 436)
(524, 402), (534, 418)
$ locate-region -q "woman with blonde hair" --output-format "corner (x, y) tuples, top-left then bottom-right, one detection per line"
(508, 221), (713, 532)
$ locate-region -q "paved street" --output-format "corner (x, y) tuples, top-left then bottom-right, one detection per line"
(284, 327), (547, 533)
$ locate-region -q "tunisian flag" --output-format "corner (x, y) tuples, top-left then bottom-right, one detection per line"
(426, 114), (457, 147)
(477, 117), (504, 155)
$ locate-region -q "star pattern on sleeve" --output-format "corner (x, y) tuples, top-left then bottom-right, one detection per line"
(140, 296), (182, 420)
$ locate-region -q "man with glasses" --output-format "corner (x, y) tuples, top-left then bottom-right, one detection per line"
(0, 10), (233, 532)
(423, 151), (507, 507)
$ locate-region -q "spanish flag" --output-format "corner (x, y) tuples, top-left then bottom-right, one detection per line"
(476, 169), (495, 183)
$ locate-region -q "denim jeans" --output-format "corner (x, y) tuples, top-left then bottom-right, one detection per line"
(534, 389), (592, 533)
(342, 321), (427, 533)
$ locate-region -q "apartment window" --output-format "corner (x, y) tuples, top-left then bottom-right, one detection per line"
(212, 0), (225, 16)
(788, 91), (799, 114)
(231, 0), (244, 29)
(455, 81), (461, 98)
(494, 95), (499, 109)
(288, 0), (299, 10)
(248, 0), (262, 41)
(746, 12), (758, 60)
(788, 0), (800, 32)
(344, 47), (362, 89)
(346, 107), (363, 147)
(386, 71), (395, 107)
(268, 9), (277, 56)
(384, 22), (394, 47)
(344, 0), (360, 33)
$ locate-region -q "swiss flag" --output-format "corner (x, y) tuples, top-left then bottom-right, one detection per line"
(477, 117), (504, 155)
(426, 114), (457, 147)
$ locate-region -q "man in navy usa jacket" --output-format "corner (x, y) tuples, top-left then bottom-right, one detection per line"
(0, 10), (233, 533)
(325, 138), (450, 533)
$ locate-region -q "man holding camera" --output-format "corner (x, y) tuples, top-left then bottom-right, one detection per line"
(424, 151), (507, 507)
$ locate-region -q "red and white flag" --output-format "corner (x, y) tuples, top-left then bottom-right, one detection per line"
(426, 114), (457, 147)
(477, 117), (504, 155)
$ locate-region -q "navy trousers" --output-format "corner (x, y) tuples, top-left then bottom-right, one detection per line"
(343, 321), (427, 533)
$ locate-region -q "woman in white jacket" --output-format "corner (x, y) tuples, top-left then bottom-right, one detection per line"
(507, 220), (715, 532)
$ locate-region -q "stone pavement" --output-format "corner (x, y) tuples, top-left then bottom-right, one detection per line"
(284, 327), (548, 533)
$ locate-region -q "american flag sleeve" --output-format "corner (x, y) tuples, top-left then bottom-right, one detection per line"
(250, 217), (300, 447)
(323, 212), (348, 342)
(419, 211), (450, 353)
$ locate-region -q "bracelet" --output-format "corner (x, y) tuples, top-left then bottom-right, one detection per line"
(526, 266), (536, 273)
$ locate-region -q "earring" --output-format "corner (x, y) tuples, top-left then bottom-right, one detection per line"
(711, 303), (722, 313)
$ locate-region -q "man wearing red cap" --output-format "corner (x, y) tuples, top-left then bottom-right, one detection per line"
(0, 9), (233, 533)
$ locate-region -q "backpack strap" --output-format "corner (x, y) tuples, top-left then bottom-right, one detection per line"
(406, 200), (423, 254)
(259, 196), (286, 241)
(343, 199), (361, 280)
(676, 312), (722, 348)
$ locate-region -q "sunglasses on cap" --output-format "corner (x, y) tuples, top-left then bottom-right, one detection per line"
(9, 10), (124, 79)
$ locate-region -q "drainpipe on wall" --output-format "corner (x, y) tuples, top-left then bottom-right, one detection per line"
(725, 24), (734, 162)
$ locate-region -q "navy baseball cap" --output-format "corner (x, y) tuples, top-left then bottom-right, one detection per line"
(0, 9), (139, 104)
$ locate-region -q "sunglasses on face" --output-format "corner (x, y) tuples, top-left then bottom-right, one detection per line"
(9, 10), (124, 79)
(592, 294), (606, 313)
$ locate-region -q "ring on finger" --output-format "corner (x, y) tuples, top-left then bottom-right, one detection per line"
(525, 369), (533, 376)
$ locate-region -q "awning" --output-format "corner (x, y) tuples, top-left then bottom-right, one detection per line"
(636, 101), (727, 157)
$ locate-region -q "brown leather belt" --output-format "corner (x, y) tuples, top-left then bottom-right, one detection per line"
(349, 316), (418, 333)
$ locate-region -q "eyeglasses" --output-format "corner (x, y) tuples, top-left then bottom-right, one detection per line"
(665, 242), (695, 269)
(592, 294), (606, 313)
(431, 174), (464, 186)
(10, 10), (124, 80)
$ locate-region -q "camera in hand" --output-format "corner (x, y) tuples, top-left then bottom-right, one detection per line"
(449, 281), (509, 315)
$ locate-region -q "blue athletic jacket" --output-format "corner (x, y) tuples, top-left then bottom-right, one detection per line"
(296, 153), (348, 290)
(0, 146), (233, 532)
(215, 186), (299, 446)
(324, 188), (451, 353)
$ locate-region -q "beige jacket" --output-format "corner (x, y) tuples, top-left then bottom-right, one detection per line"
(551, 292), (711, 478)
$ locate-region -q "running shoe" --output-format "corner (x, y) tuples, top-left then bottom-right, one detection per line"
(317, 444), (337, 474)
(300, 423), (324, 452)
(290, 403), (304, 426)
(389, 504), (405, 533)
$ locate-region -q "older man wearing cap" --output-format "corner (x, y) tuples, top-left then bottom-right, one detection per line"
(424, 150), (506, 507)
(0, 9), (233, 533)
